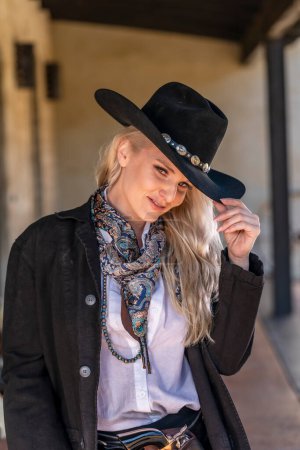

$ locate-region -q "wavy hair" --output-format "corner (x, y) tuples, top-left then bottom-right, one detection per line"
(94, 126), (223, 346)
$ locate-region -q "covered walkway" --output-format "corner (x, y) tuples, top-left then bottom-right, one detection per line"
(226, 318), (300, 450)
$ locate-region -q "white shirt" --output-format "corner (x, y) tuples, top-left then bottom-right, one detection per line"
(97, 189), (200, 431)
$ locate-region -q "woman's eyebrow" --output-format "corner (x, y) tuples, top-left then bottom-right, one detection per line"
(155, 158), (175, 174)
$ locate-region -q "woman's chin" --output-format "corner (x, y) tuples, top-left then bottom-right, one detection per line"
(142, 210), (161, 222)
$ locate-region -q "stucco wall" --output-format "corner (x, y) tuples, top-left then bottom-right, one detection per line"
(0, 0), (56, 236)
(0, 0), (57, 302)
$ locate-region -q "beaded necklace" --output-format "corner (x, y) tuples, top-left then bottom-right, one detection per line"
(101, 273), (142, 364)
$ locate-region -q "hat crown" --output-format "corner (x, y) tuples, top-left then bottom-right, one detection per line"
(141, 82), (228, 165)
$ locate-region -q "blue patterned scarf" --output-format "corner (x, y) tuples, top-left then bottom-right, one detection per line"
(90, 184), (167, 373)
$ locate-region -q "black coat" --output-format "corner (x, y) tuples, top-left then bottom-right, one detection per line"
(2, 195), (264, 450)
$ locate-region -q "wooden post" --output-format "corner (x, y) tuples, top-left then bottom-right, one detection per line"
(266, 38), (292, 316)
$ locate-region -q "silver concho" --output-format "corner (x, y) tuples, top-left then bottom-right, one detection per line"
(202, 163), (210, 173)
(162, 133), (171, 144)
(161, 132), (211, 173)
(191, 155), (201, 166)
(176, 144), (187, 156)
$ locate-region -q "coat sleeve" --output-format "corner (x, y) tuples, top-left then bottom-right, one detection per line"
(2, 237), (72, 450)
(207, 248), (264, 376)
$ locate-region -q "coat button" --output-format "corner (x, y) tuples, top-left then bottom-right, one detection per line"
(79, 366), (91, 378)
(85, 294), (96, 306)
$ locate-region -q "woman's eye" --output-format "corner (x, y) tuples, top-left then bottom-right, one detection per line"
(155, 165), (168, 175)
(179, 182), (192, 191)
(155, 165), (192, 190)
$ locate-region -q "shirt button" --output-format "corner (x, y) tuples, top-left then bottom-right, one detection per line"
(137, 391), (146, 399)
(85, 294), (96, 306)
(79, 366), (91, 378)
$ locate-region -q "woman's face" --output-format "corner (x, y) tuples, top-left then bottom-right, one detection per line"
(109, 138), (193, 223)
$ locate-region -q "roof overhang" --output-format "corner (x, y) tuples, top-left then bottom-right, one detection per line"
(38, 0), (300, 62)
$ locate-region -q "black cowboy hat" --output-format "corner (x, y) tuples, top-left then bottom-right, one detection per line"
(94, 81), (245, 202)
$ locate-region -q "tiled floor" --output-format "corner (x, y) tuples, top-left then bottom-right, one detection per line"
(225, 319), (300, 450)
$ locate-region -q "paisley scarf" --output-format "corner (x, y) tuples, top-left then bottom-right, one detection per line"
(91, 184), (180, 373)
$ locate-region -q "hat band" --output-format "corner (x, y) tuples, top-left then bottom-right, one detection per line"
(162, 133), (210, 173)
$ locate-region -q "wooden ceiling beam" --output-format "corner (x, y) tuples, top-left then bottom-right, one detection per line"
(241, 0), (294, 62)
(42, 0), (291, 55)
(40, 0), (252, 25)
(41, 1), (246, 40)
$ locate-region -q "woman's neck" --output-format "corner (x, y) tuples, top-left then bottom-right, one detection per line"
(105, 186), (145, 245)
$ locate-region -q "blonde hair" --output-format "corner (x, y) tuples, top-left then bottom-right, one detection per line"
(95, 126), (223, 346)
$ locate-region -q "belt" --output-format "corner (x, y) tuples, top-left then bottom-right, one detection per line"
(97, 408), (204, 450)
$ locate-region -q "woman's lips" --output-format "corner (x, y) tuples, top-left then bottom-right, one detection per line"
(147, 197), (166, 210)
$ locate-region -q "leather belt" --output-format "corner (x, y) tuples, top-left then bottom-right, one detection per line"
(97, 410), (203, 450)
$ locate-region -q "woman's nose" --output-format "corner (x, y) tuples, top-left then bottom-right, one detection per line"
(160, 183), (177, 204)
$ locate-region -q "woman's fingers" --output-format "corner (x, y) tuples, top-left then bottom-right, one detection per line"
(219, 220), (260, 235)
(214, 207), (254, 223)
(216, 213), (259, 232)
(213, 198), (251, 219)
(213, 199), (261, 260)
(213, 199), (260, 233)
(213, 200), (227, 214)
(218, 198), (252, 212)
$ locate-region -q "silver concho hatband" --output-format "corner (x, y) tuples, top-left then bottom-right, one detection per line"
(162, 133), (210, 173)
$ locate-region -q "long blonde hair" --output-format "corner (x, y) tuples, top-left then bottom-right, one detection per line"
(94, 126), (223, 346)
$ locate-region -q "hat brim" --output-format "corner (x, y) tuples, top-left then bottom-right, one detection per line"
(94, 88), (245, 202)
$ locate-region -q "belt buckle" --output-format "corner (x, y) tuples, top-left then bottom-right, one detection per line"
(117, 427), (170, 450)
(164, 425), (192, 449)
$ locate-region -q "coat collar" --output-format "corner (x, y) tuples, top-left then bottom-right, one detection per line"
(55, 195), (93, 223)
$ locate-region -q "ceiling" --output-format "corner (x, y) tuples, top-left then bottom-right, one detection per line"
(38, 0), (295, 61)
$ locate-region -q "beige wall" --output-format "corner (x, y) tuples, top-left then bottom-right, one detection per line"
(0, 0), (56, 241)
(0, 0), (57, 301)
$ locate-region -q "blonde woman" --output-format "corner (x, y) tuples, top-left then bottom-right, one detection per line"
(2, 82), (264, 450)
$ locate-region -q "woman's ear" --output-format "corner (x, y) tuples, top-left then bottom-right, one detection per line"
(117, 139), (131, 168)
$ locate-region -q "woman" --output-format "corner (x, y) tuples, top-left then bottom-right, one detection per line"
(2, 82), (264, 450)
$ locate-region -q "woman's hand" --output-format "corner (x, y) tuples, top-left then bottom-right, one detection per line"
(213, 198), (261, 270)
